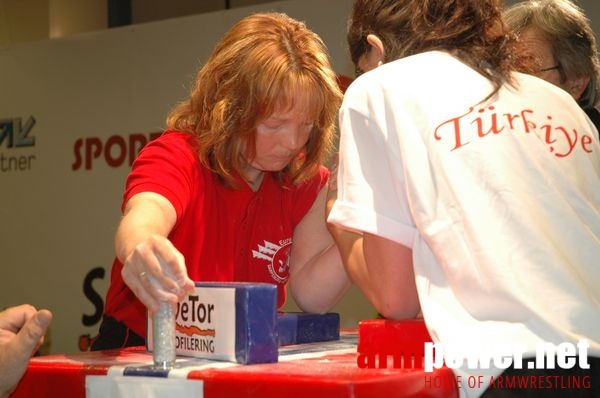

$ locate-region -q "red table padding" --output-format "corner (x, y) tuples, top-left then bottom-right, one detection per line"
(197, 352), (456, 397)
(12, 328), (458, 398)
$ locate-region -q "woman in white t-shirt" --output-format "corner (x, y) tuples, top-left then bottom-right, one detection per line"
(328, 0), (600, 397)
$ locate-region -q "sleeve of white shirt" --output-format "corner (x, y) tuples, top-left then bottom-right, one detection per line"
(328, 84), (416, 248)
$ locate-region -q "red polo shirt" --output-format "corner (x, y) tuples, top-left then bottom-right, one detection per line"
(104, 131), (328, 337)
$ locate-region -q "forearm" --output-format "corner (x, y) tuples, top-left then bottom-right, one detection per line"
(326, 224), (375, 307)
(364, 232), (420, 319)
(328, 222), (420, 319)
(115, 214), (169, 264)
(289, 243), (351, 313)
(288, 185), (352, 313)
(114, 192), (193, 311)
(115, 192), (175, 263)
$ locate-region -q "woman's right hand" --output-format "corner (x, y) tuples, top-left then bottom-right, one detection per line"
(121, 235), (195, 313)
(116, 192), (195, 313)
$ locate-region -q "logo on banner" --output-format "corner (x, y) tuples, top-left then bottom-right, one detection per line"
(78, 266), (106, 351)
(71, 131), (161, 170)
(0, 116), (37, 173)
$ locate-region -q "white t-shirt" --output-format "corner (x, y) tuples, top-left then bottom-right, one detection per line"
(329, 51), (600, 397)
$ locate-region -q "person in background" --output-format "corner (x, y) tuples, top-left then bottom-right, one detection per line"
(0, 305), (52, 398)
(327, 0), (600, 396)
(504, 0), (600, 134)
(90, 12), (351, 350)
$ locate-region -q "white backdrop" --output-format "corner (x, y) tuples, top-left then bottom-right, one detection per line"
(0, 0), (378, 355)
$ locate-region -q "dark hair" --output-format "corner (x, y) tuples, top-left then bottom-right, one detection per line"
(348, 0), (528, 97)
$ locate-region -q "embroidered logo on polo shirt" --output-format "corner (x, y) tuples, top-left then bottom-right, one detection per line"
(251, 238), (292, 283)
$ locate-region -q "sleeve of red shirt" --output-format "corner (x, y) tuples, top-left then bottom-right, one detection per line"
(122, 131), (199, 218)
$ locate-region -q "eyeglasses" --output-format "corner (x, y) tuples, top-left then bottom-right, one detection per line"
(539, 65), (560, 73)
